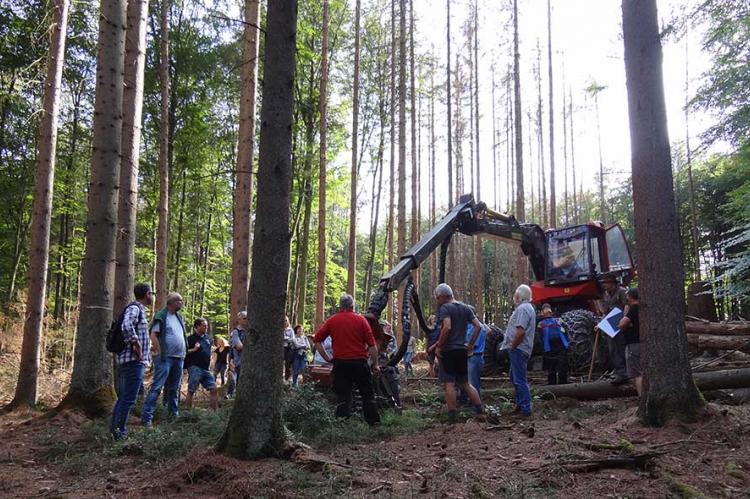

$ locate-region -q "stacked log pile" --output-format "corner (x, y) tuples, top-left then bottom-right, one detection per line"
(685, 321), (750, 353)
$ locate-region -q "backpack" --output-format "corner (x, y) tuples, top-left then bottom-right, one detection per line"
(106, 303), (143, 354)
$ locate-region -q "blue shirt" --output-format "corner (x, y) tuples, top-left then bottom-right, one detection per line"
(230, 327), (246, 367)
(152, 312), (186, 358)
(186, 332), (212, 370)
(466, 323), (485, 355)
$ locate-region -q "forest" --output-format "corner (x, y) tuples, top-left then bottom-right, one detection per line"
(0, 0), (749, 496)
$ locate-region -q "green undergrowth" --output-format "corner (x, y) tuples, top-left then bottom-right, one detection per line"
(40, 384), (431, 474)
(284, 384), (431, 448)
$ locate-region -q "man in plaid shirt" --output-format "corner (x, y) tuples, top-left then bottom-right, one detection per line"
(110, 283), (154, 439)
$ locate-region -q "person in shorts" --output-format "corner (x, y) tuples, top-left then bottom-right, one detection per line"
(428, 283), (484, 424)
(184, 318), (218, 410)
(618, 288), (642, 395)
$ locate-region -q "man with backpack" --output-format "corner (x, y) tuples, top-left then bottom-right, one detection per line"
(141, 292), (189, 425)
(110, 283), (153, 439)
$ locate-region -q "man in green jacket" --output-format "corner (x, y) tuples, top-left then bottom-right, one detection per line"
(141, 292), (189, 425)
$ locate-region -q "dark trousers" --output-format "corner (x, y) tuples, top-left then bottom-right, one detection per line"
(607, 332), (628, 378)
(544, 350), (569, 385)
(332, 359), (380, 426)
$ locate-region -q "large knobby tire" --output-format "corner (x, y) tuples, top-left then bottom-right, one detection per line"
(561, 309), (598, 373)
(482, 325), (509, 376)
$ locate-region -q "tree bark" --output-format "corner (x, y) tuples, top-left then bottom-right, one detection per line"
(314, 0), (329, 331)
(686, 334), (750, 352)
(217, 0), (297, 459)
(114, 0), (149, 318)
(569, 88), (577, 224)
(685, 322), (750, 336)
(155, 0), (170, 308)
(10, 0), (70, 409)
(513, 0), (527, 282)
(445, 0), (452, 209)
(346, 0), (361, 296)
(409, 0), (417, 248)
(481, 368), (750, 402)
(231, 0), (261, 320)
(546, 0), (556, 227)
(60, 0), (127, 416)
(622, 0), (704, 425)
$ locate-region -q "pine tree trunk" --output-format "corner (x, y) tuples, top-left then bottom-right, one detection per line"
(172, 168), (186, 290)
(429, 67), (437, 291)
(346, 0), (361, 296)
(562, 67), (569, 226)
(445, 0), (453, 209)
(513, 0), (527, 282)
(472, 3), (483, 317)
(569, 89), (577, 224)
(546, 0), (556, 227)
(217, 0), (297, 458)
(386, 0), (396, 321)
(622, 0), (704, 426)
(231, 0), (261, 320)
(155, 0), (170, 308)
(60, 0), (127, 416)
(409, 0), (417, 248)
(10, 0), (70, 409)
(295, 119), (314, 326)
(314, 0), (329, 331)
(114, 0), (148, 317)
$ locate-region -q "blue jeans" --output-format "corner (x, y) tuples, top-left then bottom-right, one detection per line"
(141, 356), (184, 424)
(111, 361), (145, 438)
(292, 354), (306, 386)
(459, 353), (484, 404)
(509, 348), (532, 415)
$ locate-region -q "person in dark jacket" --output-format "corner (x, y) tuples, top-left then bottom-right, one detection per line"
(185, 318), (218, 410)
(538, 303), (570, 385)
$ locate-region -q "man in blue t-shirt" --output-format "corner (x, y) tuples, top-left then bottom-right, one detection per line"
(429, 283), (484, 424)
(184, 318), (218, 410)
(459, 310), (486, 404)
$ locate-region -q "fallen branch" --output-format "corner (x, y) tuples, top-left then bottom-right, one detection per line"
(686, 334), (750, 353)
(480, 368), (750, 401)
(555, 452), (660, 473)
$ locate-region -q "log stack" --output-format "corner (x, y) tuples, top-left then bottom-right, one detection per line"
(685, 321), (750, 353)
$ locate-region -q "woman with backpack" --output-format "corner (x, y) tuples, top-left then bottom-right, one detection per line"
(539, 303), (570, 385)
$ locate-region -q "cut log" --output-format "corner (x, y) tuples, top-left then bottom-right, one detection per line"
(480, 368), (750, 401)
(686, 333), (750, 353)
(685, 322), (750, 336)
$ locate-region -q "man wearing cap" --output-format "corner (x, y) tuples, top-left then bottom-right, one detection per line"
(313, 294), (381, 425)
(601, 275), (630, 385)
(141, 292), (189, 425)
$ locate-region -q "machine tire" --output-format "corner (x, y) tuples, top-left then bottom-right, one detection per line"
(482, 324), (509, 375)
(561, 309), (599, 373)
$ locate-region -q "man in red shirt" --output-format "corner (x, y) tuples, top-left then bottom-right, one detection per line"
(313, 294), (381, 425)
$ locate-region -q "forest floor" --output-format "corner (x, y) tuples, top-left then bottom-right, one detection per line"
(1, 345), (750, 497)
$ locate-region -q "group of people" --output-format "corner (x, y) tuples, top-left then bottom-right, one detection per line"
(110, 274), (642, 438)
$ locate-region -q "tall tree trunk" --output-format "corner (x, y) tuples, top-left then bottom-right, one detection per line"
(114, 0), (149, 317)
(562, 64), (569, 226)
(472, 2), (483, 317)
(347, 0), (361, 296)
(445, 0), (453, 209)
(535, 43), (547, 227)
(546, 0), (556, 227)
(570, 89), (578, 223)
(295, 119), (314, 326)
(155, 0), (170, 307)
(386, 0), (396, 321)
(172, 167), (186, 290)
(409, 0), (417, 247)
(622, 0), (704, 425)
(684, 32), (700, 280)
(513, 0), (526, 281)
(314, 0), (329, 331)
(397, 0), (407, 340)
(217, 0), (297, 457)
(10, 0), (70, 409)
(60, 0), (127, 416)
(231, 0), (261, 320)
(429, 66), (436, 291)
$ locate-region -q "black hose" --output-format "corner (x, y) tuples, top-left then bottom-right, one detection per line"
(388, 279), (414, 367)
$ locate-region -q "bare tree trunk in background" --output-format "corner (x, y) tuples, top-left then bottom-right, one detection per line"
(114, 0), (148, 318)
(217, 0), (297, 457)
(569, 89), (577, 224)
(429, 66), (436, 291)
(535, 43), (547, 227)
(546, 0), (556, 227)
(409, 0), (417, 248)
(622, 0), (704, 426)
(314, 0), (329, 331)
(231, 0), (260, 320)
(155, 0), (170, 308)
(346, 0), (361, 296)
(9, 0), (70, 409)
(386, 0), (396, 321)
(562, 62), (569, 226)
(60, 0), (126, 416)
(472, 2), (483, 318)
(172, 168), (186, 289)
(396, 0), (407, 340)
(513, 0), (527, 282)
(445, 0), (452, 209)
(295, 115), (315, 326)
(684, 32), (700, 280)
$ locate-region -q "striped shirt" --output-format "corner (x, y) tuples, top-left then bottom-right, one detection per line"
(116, 302), (150, 366)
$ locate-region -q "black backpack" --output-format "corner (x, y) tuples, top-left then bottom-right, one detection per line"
(106, 303), (143, 354)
